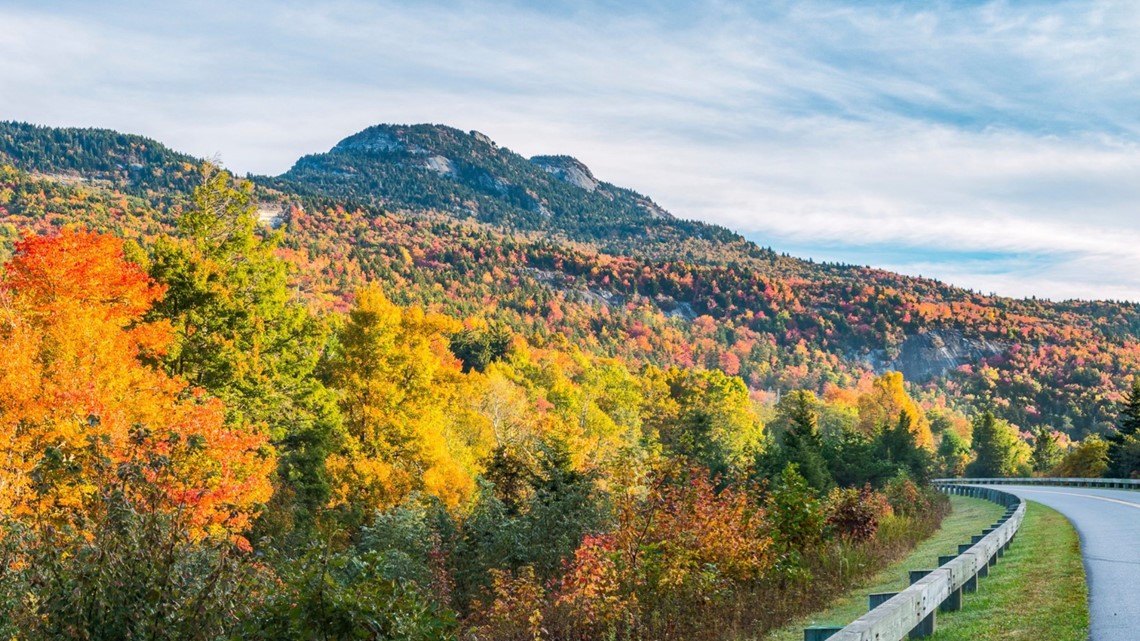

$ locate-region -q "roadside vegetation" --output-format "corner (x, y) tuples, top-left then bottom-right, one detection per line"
(759, 494), (1003, 640)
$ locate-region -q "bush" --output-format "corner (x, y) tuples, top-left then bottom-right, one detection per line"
(766, 464), (828, 580)
(244, 544), (458, 641)
(0, 492), (262, 641)
(825, 485), (891, 542)
(883, 473), (929, 517)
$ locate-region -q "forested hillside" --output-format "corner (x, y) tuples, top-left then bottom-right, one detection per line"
(2, 121), (1139, 639)
(2, 121), (1139, 439)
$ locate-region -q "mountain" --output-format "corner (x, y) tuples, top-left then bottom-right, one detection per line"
(268, 123), (741, 253)
(1, 120), (1139, 438)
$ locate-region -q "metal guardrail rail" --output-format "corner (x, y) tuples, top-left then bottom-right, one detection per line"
(803, 482), (1025, 641)
(933, 477), (1140, 489)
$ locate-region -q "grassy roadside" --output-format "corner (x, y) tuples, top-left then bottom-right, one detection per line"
(759, 495), (1004, 641)
(929, 501), (1087, 641)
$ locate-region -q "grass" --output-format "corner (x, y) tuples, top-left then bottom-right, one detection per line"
(758, 495), (1004, 641)
(928, 501), (1088, 641)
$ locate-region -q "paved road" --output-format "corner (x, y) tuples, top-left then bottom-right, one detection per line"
(982, 484), (1140, 641)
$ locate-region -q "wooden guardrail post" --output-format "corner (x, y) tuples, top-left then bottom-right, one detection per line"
(869, 592), (898, 609)
(804, 625), (843, 641)
(936, 556), (963, 611)
(907, 571), (936, 637)
(955, 545), (979, 593)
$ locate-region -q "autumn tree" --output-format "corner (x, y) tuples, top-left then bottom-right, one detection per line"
(1052, 436), (1109, 478)
(646, 367), (765, 477)
(321, 284), (489, 520)
(936, 429), (971, 477)
(0, 228), (273, 542)
(856, 372), (933, 449)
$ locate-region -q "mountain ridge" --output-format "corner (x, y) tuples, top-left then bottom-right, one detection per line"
(1, 119), (1138, 438)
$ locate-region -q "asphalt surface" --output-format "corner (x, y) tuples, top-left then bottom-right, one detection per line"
(981, 484), (1140, 641)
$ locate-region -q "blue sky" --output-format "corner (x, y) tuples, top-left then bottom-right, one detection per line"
(2, 0), (1140, 301)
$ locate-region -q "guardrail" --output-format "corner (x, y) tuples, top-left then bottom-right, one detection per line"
(933, 477), (1140, 489)
(803, 482), (1025, 641)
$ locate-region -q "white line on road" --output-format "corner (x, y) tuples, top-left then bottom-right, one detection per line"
(1015, 488), (1140, 510)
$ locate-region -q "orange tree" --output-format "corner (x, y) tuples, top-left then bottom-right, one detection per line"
(0, 228), (273, 544)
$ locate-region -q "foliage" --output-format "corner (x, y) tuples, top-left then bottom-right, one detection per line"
(243, 543), (457, 641)
(766, 465), (828, 579)
(321, 283), (487, 520)
(937, 428), (972, 477)
(1031, 427), (1064, 473)
(1050, 436), (1109, 478)
(147, 165), (338, 538)
(0, 228), (273, 543)
(1108, 376), (1140, 477)
(774, 390), (833, 492)
(0, 458), (263, 641)
(646, 366), (765, 477)
(966, 411), (1030, 478)
(825, 485), (890, 542)
(883, 473), (932, 518)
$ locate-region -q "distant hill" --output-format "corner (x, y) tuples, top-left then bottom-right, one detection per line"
(1, 120), (1139, 438)
(0, 121), (199, 194)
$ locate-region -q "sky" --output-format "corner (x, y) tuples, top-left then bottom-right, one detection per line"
(2, 0), (1139, 301)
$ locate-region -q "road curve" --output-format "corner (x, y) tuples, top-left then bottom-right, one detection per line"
(980, 484), (1140, 641)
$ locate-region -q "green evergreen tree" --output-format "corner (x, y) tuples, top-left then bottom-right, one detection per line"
(1031, 427), (1062, 473)
(147, 164), (341, 540)
(777, 390), (833, 492)
(1119, 376), (1140, 438)
(1109, 376), (1140, 477)
(966, 411), (1028, 478)
(877, 410), (931, 482)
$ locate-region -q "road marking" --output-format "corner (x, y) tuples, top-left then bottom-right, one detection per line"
(1014, 488), (1140, 510)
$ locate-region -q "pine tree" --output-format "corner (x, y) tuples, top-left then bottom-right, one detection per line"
(1118, 376), (1140, 438)
(147, 164), (340, 539)
(966, 411), (1028, 478)
(1031, 427), (1062, 473)
(778, 390), (833, 491)
(1108, 376), (1140, 477)
(878, 410), (930, 481)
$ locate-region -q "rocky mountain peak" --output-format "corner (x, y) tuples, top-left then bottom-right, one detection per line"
(530, 155), (600, 192)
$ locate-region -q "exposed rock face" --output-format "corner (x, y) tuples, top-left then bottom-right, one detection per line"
(887, 330), (1006, 382)
(332, 128), (403, 154)
(530, 155), (600, 192)
(470, 130), (496, 147)
(423, 155), (456, 176)
(254, 203), (285, 228)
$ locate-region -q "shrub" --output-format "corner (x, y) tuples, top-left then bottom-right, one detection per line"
(245, 544), (457, 641)
(825, 485), (890, 542)
(0, 481), (263, 641)
(766, 464), (828, 580)
(883, 473), (929, 517)
(467, 566), (548, 641)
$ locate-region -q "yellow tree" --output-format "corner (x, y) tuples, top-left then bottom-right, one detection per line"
(856, 372), (933, 448)
(323, 284), (490, 515)
(0, 229), (273, 545)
